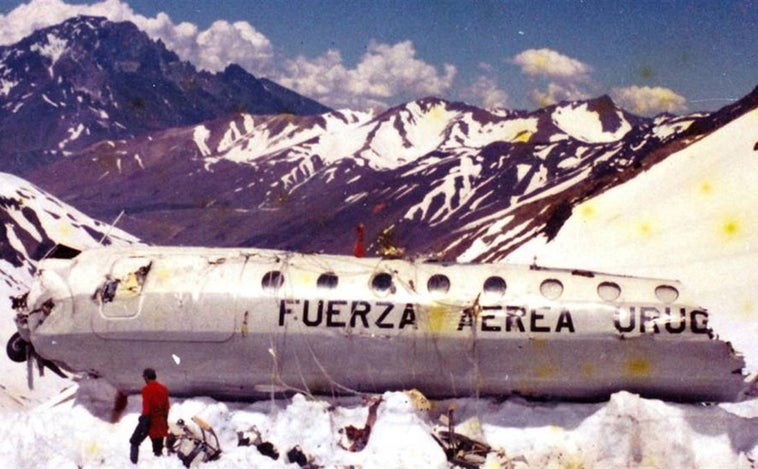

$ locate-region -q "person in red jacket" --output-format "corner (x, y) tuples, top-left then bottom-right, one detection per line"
(129, 368), (170, 464)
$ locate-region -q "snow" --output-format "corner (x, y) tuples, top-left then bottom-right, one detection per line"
(456, 117), (540, 147)
(30, 33), (68, 77)
(404, 154), (483, 224)
(552, 103), (632, 143)
(42, 93), (59, 107)
(193, 125), (212, 157)
(0, 77), (18, 97)
(0, 367), (755, 468)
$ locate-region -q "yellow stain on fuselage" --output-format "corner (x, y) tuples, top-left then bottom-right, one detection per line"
(625, 358), (651, 377)
(535, 363), (557, 379)
(427, 305), (455, 333)
(154, 267), (171, 283)
(580, 362), (596, 378)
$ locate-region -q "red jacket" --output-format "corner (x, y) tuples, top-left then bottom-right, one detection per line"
(141, 380), (170, 438)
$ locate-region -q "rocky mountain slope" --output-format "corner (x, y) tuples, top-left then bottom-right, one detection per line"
(0, 16), (330, 173)
(21, 86), (758, 262)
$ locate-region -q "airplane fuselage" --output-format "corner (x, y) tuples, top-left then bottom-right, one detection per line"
(11, 246), (748, 401)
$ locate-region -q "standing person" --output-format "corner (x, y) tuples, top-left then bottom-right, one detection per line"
(129, 368), (170, 464)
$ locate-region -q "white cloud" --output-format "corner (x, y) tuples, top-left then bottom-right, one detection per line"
(278, 40), (456, 110)
(611, 85), (688, 116)
(462, 76), (509, 109)
(528, 82), (592, 108)
(511, 48), (591, 80)
(0, 0), (137, 44)
(193, 20), (273, 73)
(510, 48), (597, 109)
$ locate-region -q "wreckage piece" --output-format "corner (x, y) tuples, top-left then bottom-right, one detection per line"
(237, 426), (279, 460)
(7, 245), (753, 402)
(434, 407), (492, 469)
(167, 416), (222, 467)
(339, 396), (382, 452)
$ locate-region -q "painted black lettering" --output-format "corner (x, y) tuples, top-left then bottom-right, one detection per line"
(279, 299), (296, 326)
(326, 300), (347, 328)
(640, 306), (660, 333)
(664, 307), (686, 334)
(615, 307), (636, 333)
(481, 305), (502, 332)
(530, 308), (551, 333)
(302, 300), (322, 327)
(481, 314), (500, 332)
(350, 301), (370, 328)
(506, 306), (526, 332)
(555, 309), (575, 333)
(691, 310), (709, 334)
(375, 302), (394, 329)
(398, 303), (417, 329)
(457, 309), (474, 330)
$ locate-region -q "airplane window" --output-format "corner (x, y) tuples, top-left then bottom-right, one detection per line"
(655, 284), (679, 303)
(261, 271), (284, 290)
(597, 281), (621, 301)
(371, 273), (394, 293)
(483, 276), (506, 297)
(540, 278), (563, 300)
(317, 273), (339, 289)
(427, 274), (450, 294)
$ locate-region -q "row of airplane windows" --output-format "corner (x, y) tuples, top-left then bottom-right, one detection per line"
(259, 270), (681, 303)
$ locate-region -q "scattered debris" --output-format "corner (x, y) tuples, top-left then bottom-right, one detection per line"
(338, 396), (382, 452)
(376, 226), (405, 258)
(167, 416), (222, 467)
(405, 388), (432, 411)
(237, 425), (279, 460)
(432, 405), (523, 469)
(286, 445), (314, 467)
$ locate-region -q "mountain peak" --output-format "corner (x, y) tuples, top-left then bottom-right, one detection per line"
(0, 16), (331, 173)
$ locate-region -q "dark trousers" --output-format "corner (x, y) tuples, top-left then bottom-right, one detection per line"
(129, 415), (164, 462)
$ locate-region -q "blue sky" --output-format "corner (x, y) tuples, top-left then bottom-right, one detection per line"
(1, 0), (756, 115)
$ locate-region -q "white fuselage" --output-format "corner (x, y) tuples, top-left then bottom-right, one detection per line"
(13, 246), (748, 401)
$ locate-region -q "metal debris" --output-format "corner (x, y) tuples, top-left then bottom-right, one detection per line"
(167, 416), (222, 467)
(338, 396), (382, 452)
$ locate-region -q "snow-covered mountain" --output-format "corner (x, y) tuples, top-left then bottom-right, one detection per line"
(0, 172), (138, 297)
(25, 89), (758, 263)
(0, 16), (330, 173)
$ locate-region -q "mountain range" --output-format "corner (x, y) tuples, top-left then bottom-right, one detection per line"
(2, 15), (758, 288)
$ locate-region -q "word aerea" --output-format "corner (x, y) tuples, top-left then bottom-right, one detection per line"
(456, 305), (576, 333)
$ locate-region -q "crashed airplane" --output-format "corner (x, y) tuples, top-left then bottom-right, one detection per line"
(6, 245), (754, 402)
